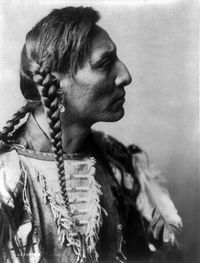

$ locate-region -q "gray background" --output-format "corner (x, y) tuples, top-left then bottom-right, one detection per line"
(0, 0), (199, 262)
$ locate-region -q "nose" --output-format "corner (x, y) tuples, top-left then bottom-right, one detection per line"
(115, 59), (132, 87)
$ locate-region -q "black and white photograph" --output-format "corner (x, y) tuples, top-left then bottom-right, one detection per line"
(0, 0), (199, 262)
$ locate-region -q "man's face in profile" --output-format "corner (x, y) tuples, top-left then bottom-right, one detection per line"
(59, 26), (132, 125)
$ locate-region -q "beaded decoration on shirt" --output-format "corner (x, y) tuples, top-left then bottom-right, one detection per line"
(34, 157), (103, 263)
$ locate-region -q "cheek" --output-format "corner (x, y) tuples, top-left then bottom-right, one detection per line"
(61, 68), (114, 115)
(76, 73), (113, 102)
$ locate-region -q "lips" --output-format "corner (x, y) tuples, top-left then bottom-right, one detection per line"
(113, 92), (126, 103)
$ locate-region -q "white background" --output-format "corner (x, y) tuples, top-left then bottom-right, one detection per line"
(0, 0), (199, 262)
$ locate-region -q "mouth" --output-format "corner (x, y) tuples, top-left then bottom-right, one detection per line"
(113, 92), (126, 104)
(114, 97), (125, 105)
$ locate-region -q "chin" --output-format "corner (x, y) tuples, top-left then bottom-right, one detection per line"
(104, 108), (125, 122)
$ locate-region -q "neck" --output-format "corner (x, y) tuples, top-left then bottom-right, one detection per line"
(34, 111), (91, 154)
(61, 123), (90, 154)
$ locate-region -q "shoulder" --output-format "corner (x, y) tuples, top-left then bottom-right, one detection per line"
(91, 129), (147, 170)
(0, 146), (21, 179)
(0, 146), (23, 206)
(91, 129), (142, 154)
(91, 129), (147, 193)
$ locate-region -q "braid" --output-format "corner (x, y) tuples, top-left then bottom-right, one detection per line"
(0, 101), (41, 144)
(33, 67), (69, 209)
(19, 6), (100, 210)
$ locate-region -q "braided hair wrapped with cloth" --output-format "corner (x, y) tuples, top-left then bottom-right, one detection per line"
(0, 6), (182, 263)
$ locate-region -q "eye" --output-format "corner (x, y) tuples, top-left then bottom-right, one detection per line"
(93, 55), (116, 72)
(97, 58), (113, 69)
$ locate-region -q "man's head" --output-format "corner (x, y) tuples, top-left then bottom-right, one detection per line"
(20, 6), (132, 124)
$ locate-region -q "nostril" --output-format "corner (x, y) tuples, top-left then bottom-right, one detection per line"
(123, 63), (132, 86)
(121, 70), (132, 87)
(121, 62), (132, 86)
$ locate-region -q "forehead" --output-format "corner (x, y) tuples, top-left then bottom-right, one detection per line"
(89, 26), (116, 59)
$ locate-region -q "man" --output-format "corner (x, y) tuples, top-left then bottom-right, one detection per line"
(0, 6), (182, 263)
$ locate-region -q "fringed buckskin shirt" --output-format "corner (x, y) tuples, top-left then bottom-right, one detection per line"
(0, 114), (182, 263)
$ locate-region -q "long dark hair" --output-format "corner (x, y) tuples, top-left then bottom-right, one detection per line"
(0, 6), (100, 208)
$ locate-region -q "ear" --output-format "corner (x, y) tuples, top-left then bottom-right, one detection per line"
(52, 72), (72, 88)
(51, 72), (66, 105)
(51, 72), (74, 106)
(52, 71), (63, 80)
